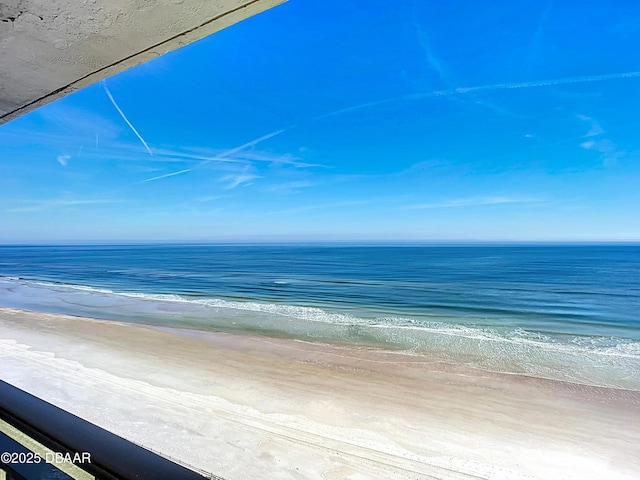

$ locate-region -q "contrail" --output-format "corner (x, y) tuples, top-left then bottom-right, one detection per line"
(102, 81), (153, 156)
(101, 168), (193, 195)
(318, 71), (640, 119)
(134, 129), (287, 185)
(176, 128), (288, 171)
(197, 128), (288, 166)
(141, 169), (191, 183)
(455, 70), (640, 94)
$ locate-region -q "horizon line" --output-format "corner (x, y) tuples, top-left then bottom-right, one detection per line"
(1, 240), (639, 247)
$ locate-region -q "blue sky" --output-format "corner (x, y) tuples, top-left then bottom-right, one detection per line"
(1, 0), (640, 243)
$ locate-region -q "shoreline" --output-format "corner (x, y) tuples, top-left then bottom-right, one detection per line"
(2, 273), (639, 391)
(1, 306), (639, 479)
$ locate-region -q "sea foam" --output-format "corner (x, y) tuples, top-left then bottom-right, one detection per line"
(1, 276), (639, 390)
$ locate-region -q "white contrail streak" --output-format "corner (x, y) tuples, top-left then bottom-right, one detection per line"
(185, 128), (288, 170)
(318, 71), (640, 119)
(142, 169), (192, 183)
(198, 128), (287, 165)
(136, 128), (288, 185)
(103, 82), (153, 156)
(455, 71), (640, 94)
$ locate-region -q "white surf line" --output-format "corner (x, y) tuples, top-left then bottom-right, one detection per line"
(102, 81), (153, 156)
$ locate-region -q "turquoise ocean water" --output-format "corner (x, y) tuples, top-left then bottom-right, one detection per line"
(0, 244), (638, 389)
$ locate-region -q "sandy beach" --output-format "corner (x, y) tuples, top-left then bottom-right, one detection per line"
(1, 306), (639, 479)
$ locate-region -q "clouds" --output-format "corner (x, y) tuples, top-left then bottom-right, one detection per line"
(580, 139), (625, 167)
(577, 114), (604, 138)
(109, 122), (327, 199)
(221, 169), (261, 190)
(577, 114), (624, 167)
(131, 126), (304, 188)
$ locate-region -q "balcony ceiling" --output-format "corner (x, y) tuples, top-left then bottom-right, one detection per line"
(0, 0), (284, 125)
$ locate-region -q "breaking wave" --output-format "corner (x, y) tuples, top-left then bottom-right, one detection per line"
(1, 276), (639, 390)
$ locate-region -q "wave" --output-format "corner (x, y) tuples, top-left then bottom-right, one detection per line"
(1, 276), (639, 389)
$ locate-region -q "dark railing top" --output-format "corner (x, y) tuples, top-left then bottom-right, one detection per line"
(0, 380), (214, 480)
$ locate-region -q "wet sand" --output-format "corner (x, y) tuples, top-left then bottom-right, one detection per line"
(1, 307), (639, 479)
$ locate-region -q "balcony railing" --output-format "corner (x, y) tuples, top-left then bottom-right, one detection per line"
(0, 380), (220, 480)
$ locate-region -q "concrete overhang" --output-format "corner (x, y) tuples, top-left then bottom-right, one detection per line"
(0, 0), (285, 126)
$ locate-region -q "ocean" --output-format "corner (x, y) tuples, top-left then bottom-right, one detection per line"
(1, 244), (639, 390)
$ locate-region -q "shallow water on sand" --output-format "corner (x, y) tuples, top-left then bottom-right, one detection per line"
(1, 244), (639, 389)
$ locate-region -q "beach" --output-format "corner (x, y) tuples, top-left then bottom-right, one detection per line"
(1, 306), (639, 480)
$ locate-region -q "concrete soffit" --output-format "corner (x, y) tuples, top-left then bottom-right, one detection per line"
(0, 0), (285, 125)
